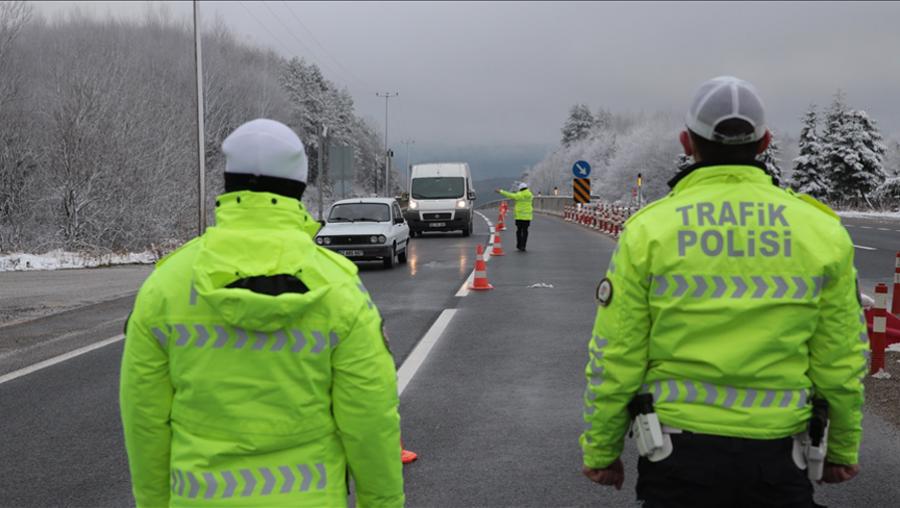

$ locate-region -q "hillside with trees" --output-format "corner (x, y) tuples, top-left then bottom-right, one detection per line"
(0, 2), (395, 255)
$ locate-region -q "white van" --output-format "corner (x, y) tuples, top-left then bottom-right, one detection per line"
(404, 162), (476, 236)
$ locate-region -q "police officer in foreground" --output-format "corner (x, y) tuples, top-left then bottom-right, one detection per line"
(496, 182), (534, 251)
(580, 76), (866, 507)
(120, 119), (404, 507)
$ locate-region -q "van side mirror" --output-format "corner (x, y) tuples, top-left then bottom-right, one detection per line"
(468, 191), (476, 200)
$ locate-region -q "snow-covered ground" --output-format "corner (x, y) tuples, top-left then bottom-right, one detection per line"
(837, 210), (900, 220)
(0, 250), (156, 272)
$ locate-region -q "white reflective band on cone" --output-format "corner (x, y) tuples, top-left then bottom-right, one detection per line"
(874, 316), (887, 334)
(875, 292), (888, 309)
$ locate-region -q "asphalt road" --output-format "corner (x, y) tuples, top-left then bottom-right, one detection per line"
(1, 212), (898, 507)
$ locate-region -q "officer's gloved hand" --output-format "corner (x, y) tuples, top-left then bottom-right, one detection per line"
(582, 458), (624, 490)
(819, 463), (860, 484)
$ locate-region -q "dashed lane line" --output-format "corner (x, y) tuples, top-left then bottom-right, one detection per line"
(456, 211), (496, 297)
(854, 244), (877, 251)
(0, 334), (124, 385)
(397, 309), (457, 395)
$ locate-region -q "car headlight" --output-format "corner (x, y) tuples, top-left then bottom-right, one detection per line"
(323, 237), (332, 245)
(370, 235), (378, 244)
(315, 237), (323, 245)
(457, 199), (467, 208)
(409, 200), (418, 209)
(379, 235), (386, 243)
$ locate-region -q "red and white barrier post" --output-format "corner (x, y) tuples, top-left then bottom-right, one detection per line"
(871, 283), (889, 375)
(892, 251), (900, 315)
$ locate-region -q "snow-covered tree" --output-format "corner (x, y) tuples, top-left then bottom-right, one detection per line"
(757, 130), (783, 183)
(821, 91), (888, 204)
(872, 177), (900, 210)
(883, 138), (900, 177)
(561, 104), (594, 146)
(790, 106), (829, 198)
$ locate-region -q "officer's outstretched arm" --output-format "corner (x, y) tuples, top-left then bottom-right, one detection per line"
(119, 282), (174, 508)
(497, 189), (516, 199)
(581, 228), (651, 469)
(332, 291), (404, 508)
(808, 236), (867, 466)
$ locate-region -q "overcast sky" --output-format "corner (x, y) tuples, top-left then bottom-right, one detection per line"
(36, 1), (900, 148)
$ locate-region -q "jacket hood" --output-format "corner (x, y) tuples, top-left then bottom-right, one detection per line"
(192, 191), (334, 331)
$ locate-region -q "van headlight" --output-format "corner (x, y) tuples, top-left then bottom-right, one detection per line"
(409, 200), (418, 210)
(457, 200), (467, 209)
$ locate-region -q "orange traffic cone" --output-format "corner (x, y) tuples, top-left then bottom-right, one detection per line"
(497, 212), (506, 231)
(469, 244), (494, 290)
(491, 231), (505, 256)
(401, 440), (418, 464)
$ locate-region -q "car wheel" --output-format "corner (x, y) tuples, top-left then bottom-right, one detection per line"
(383, 245), (396, 269)
(398, 244), (408, 264)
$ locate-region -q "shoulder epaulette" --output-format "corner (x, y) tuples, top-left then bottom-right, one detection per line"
(318, 247), (360, 277)
(155, 237), (202, 268)
(623, 192), (675, 227)
(784, 189), (840, 221)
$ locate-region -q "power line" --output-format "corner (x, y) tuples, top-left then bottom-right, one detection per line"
(258, 1), (348, 83)
(236, 0), (296, 58)
(278, 0), (374, 90)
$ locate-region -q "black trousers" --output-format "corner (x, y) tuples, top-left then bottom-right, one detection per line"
(636, 432), (816, 508)
(515, 220), (530, 250)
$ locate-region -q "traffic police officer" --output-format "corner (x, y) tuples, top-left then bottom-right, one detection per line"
(496, 182), (534, 251)
(120, 119), (404, 507)
(580, 77), (866, 506)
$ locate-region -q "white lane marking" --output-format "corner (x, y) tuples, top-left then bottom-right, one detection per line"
(845, 225), (856, 228)
(860, 226), (872, 229)
(0, 334), (124, 385)
(854, 244), (877, 251)
(877, 228), (891, 231)
(397, 309), (457, 395)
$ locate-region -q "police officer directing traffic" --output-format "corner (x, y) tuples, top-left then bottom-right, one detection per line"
(496, 182), (534, 251)
(120, 119), (404, 507)
(580, 77), (866, 506)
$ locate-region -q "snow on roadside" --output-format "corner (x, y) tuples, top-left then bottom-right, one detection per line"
(0, 249), (157, 272)
(837, 210), (900, 220)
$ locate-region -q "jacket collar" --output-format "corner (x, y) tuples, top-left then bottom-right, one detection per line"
(667, 160), (776, 191)
(213, 191), (321, 238)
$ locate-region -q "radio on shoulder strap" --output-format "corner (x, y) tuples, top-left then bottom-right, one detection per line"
(628, 393), (673, 462)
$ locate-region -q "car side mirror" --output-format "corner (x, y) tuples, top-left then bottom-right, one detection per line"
(468, 192), (476, 200)
(318, 219), (326, 227)
(394, 217), (405, 225)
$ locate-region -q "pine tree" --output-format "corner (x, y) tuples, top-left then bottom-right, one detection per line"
(757, 130), (783, 183)
(561, 104), (595, 146)
(821, 91), (887, 204)
(791, 105), (829, 198)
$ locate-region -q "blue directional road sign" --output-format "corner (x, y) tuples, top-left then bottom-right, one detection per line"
(572, 160), (591, 178)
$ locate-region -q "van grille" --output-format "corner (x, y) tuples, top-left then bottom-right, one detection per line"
(423, 213), (451, 221)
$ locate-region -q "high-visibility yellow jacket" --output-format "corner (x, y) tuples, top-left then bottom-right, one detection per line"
(498, 188), (534, 221)
(581, 163), (867, 469)
(120, 191), (404, 508)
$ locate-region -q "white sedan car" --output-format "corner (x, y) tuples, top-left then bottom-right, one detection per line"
(315, 198), (410, 268)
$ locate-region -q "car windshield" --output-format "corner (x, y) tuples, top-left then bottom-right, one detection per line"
(411, 177), (465, 199)
(328, 203), (391, 223)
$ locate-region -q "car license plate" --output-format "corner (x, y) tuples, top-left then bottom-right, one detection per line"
(429, 222), (446, 228)
(339, 250), (364, 257)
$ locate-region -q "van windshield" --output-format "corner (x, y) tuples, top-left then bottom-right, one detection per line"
(411, 177), (465, 199)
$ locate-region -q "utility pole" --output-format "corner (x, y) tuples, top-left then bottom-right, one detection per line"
(376, 91), (398, 196)
(317, 125), (329, 220)
(193, 0), (207, 235)
(400, 139), (415, 193)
